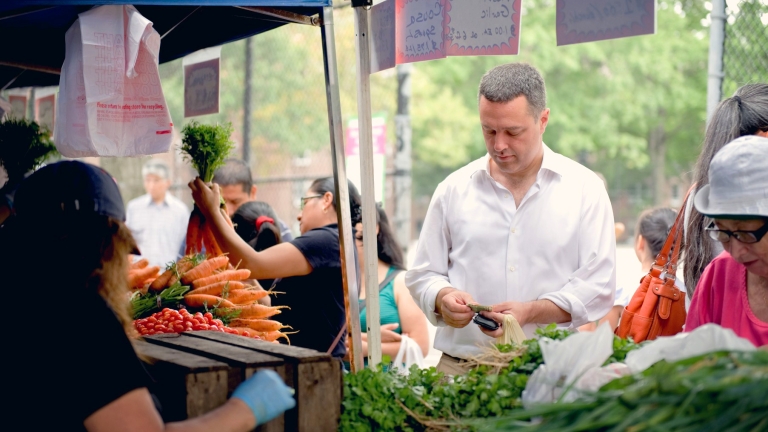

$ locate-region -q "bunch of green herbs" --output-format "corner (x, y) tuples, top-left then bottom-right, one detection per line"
(180, 121), (234, 182)
(0, 118), (58, 189)
(130, 282), (190, 319)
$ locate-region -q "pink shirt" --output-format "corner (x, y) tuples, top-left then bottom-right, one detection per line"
(686, 251), (768, 347)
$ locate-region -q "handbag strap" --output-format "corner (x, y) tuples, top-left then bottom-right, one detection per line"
(328, 269), (404, 355)
(652, 186), (696, 279)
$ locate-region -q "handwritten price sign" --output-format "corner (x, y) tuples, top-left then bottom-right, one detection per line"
(184, 57), (220, 118)
(445, 0), (521, 56)
(395, 0), (447, 64)
(556, 0), (655, 46)
(371, 0), (397, 73)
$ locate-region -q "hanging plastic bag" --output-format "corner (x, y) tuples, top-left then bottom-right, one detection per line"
(522, 324), (628, 407)
(393, 334), (425, 375)
(55, 5), (173, 157)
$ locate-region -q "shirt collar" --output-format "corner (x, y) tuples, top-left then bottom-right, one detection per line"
(145, 194), (169, 207)
(471, 143), (566, 179)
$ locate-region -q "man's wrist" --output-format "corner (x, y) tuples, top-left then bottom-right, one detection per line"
(434, 287), (457, 315)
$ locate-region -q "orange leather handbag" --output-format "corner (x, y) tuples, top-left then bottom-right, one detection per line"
(615, 193), (690, 343)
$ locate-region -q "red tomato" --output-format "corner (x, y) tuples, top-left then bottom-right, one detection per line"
(213, 319), (224, 327)
(184, 322), (193, 329)
(209, 325), (219, 331)
(204, 312), (213, 320)
(155, 325), (167, 332)
(147, 316), (158, 324)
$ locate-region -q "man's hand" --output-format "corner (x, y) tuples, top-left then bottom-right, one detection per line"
(188, 177), (222, 220)
(478, 301), (530, 338)
(436, 288), (476, 328)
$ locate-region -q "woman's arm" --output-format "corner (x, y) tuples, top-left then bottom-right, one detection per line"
(189, 179), (311, 280)
(394, 273), (431, 356)
(84, 388), (255, 432)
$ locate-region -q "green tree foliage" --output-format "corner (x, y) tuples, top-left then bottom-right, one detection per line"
(410, 0), (711, 206)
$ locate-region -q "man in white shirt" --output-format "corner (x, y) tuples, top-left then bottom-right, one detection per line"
(405, 63), (616, 374)
(126, 160), (189, 268)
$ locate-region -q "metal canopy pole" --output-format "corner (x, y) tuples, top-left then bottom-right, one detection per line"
(706, 0), (726, 124)
(320, 6), (364, 372)
(352, 1), (381, 368)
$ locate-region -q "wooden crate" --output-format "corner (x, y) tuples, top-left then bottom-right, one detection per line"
(135, 331), (343, 431)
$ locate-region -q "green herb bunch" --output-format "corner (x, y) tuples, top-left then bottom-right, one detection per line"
(0, 118), (58, 189)
(476, 350), (768, 432)
(341, 325), (611, 432)
(180, 121), (234, 182)
(130, 282), (190, 319)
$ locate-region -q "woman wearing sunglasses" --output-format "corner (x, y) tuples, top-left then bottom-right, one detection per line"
(686, 136), (768, 347)
(190, 176), (362, 358)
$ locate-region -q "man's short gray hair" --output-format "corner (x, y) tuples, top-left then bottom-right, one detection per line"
(142, 160), (169, 180)
(478, 63), (547, 117)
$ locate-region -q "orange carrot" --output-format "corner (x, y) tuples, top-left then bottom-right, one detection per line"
(128, 265), (161, 288)
(183, 294), (235, 308)
(130, 258), (149, 270)
(191, 269), (251, 289)
(199, 219), (222, 257)
(168, 258), (196, 287)
(228, 319), (292, 332)
(181, 256), (229, 285)
(149, 267), (175, 291)
(186, 280), (246, 297)
(226, 289), (273, 305)
(257, 330), (297, 343)
(194, 216), (205, 256)
(225, 304), (289, 319)
(230, 327), (262, 338)
(185, 211), (201, 255)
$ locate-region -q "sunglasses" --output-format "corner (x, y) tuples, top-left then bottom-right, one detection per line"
(706, 220), (768, 244)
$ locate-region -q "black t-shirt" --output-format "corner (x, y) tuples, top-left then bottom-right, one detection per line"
(11, 291), (151, 431)
(272, 223), (348, 358)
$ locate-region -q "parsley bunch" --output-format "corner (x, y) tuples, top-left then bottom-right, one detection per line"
(0, 118), (58, 190)
(180, 121), (234, 183)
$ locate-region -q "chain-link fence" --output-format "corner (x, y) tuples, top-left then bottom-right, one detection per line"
(721, 0), (768, 97)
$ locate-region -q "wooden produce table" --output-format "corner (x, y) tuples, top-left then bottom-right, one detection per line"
(135, 331), (342, 432)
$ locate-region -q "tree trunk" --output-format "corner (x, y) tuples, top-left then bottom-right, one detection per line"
(648, 123), (667, 206)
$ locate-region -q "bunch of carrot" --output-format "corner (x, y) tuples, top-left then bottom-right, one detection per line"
(128, 258), (161, 293)
(184, 206), (233, 257)
(179, 254), (295, 343)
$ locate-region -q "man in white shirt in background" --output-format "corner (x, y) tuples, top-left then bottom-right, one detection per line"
(406, 63), (616, 375)
(126, 160), (189, 268)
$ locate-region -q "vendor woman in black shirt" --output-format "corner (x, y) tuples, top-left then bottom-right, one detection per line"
(189, 176), (361, 358)
(2, 161), (294, 432)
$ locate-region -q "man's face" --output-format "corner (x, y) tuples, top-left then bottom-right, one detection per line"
(143, 174), (170, 202)
(479, 95), (549, 176)
(220, 184), (257, 216)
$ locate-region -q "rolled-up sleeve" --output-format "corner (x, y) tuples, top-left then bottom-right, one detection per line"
(406, 182), (453, 327)
(539, 176), (616, 328)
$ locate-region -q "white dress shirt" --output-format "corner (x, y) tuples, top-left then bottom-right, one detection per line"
(406, 145), (616, 358)
(126, 193), (189, 268)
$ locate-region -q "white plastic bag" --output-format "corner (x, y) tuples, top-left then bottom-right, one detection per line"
(624, 323), (756, 373)
(393, 334), (425, 375)
(522, 324), (628, 407)
(55, 5), (172, 157)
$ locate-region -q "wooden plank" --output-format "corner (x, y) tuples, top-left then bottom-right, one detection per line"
(296, 360), (342, 432)
(187, 331), (331, 362)
(135, 339), (229, 371)
(144, 333), (284, 367)
(185, 370), (229, 418)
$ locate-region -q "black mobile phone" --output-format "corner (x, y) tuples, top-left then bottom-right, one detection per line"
(473, 313), (499, 331)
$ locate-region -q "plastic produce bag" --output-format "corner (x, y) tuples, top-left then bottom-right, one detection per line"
(393, 334), (425, 375)
(55, 5), (173, 157)
(522, 324), (627, 407)
(624, 323), (756, 373)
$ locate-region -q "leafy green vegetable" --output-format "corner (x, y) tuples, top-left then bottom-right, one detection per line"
(180, 121), (235, 182)
(130, 282), (189, 319)
(0, 118), (58, 189)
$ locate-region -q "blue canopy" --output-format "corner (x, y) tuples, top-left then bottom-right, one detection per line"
(0, 1), (331, 89)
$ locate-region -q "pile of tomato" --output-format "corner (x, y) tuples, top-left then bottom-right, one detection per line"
(133, 308), (258, 338)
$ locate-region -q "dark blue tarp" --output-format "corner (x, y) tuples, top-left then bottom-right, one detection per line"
(0, 1), (330, 88)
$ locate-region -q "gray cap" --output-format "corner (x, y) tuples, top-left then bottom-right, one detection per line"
(693, 135), (768, 219)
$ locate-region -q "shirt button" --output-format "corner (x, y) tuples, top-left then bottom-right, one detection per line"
(511, 228), (516, 233)
(509, 266), (516, 272)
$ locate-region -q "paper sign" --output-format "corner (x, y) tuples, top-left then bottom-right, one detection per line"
(445, 0), (521, 56)
(9, 95), (27, 119)
(183, 47), (221, 117)
(35, 94), (56, 135)
(371, 0), (397, 73)
(396, 0), (447, 65)
(556, 0), (655, 46)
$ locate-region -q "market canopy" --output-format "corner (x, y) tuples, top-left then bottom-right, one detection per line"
(0, 0), (331, 89)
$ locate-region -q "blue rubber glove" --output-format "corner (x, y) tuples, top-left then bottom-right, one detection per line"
(232, 369), (296, 425)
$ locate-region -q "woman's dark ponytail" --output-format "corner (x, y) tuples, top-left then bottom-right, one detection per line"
(232, 201), (282, 252)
